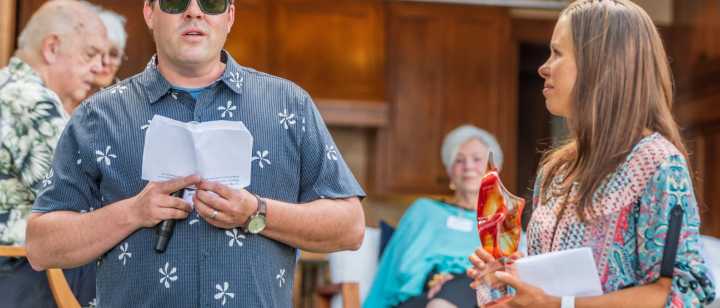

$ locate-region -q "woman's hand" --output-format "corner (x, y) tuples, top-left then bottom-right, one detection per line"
(487, 271), (560, 308)
(467, 247), (523, 288)
(427, 273), (454, 299)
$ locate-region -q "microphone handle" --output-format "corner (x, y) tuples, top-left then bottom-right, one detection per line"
(154, 190), (184, 253)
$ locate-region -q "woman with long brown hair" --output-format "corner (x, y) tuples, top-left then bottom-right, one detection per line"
(468, 0), (716, 307)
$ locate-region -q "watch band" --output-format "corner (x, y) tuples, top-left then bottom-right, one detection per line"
(253, 193), (267, 217)
(561, 296), (575, 308)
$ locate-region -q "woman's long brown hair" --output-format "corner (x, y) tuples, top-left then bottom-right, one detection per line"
(539, 0), (690, 221)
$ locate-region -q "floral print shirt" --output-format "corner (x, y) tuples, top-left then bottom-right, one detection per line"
(528, 133), (716, 307)
(0, 57), (67, 245)
(32, 51), (365, 307)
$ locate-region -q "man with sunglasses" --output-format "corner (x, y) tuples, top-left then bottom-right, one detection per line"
(26, 0), (366, 307)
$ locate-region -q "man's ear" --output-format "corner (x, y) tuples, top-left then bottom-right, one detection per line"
(226, 3), (235, 33)
(143, 1), (155, 31)
(40, 34), (61, 64)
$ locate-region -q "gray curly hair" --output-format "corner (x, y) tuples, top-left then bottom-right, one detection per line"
(441, 124), (503, 172)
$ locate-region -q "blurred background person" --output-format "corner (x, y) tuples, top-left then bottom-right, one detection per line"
(92, 9), (127, 92)
(0, 1), (107, 307)
(364, 125), (505, 308)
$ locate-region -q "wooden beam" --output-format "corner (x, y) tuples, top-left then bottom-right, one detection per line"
(0, 0), (16, 66)
(316, 99), (389, 128)
(676, 91), (720, 128)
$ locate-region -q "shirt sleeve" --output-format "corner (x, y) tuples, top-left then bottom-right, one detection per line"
(32, 105), (101, 213)
(297, 94), (365, 203)
(636, 155), (716, 307)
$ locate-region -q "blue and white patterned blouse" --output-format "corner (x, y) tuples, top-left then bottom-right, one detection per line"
(33, 51), (365, 307)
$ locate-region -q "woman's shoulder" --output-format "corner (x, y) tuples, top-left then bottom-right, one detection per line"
(405, 198), (455, 215)
(627, 133), (687, 171)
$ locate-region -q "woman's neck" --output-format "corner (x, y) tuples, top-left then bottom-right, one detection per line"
(452, 191), (478, 210)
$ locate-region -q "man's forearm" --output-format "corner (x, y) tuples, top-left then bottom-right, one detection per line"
(26, 198), (140, 270)
(261, 197), (365, 253)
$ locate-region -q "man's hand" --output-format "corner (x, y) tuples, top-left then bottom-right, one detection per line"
(193, 180), (257, 229)
(128, 175), (200, 228)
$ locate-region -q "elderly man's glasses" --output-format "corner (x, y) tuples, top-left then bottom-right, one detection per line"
(158, 0), (229, 15)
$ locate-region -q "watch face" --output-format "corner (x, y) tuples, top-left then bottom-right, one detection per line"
(247, 216), (266, 234)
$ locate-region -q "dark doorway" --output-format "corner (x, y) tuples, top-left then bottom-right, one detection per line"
(516, 42), (555, 228)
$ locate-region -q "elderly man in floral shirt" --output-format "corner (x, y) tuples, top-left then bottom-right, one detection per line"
(0, 1), (107, 307)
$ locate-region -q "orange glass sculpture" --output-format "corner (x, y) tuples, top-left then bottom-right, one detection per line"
(476, 152), (525, 260)
(475, 153), (525, 306)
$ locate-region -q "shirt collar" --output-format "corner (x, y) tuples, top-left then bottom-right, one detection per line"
(141, 50), (244, 105)
(6, 57), (69, 119)
(8, 57), (45, 86)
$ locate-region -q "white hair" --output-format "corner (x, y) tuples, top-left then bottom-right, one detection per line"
(99, 10), (127, 51)
(17, 0), (102, 51)
(441, 124), (504, 172)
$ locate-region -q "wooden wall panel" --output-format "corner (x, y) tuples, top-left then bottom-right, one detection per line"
(377, 3), (446, 193)
(270, 0), (385, 100)
(225, 0), (270, 71)
(377, 3), (515, 194)
(672, 0), (720, 236)
(687, 130), (720, 237)
(671, 0), (720, 94)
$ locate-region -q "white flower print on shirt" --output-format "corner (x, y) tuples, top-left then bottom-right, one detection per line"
(42, 169), (53, 187)
(218, 100), (237, 118)
(251, 150), (271, 169)
(118, 242), (132, 266)
(95, 145), (117, 166)
(109, 85), (127, 95)
(228, 72), (243, 89)
(278, 109), (296, 130)
(276, 268), (286, 288)
(189, 211), (200, 225)
(159, 262), (178, 289)
(325, 145), (339, 161)
(225, 228), (246, 247)
(214, 282), (235, 306)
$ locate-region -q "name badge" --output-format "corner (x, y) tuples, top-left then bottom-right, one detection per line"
(446, 216), (473, 232)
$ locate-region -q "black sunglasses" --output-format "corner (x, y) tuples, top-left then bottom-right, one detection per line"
(157, 0), (229, 15)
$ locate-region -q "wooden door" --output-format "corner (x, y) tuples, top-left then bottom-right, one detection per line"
(376, 2), (515, 194)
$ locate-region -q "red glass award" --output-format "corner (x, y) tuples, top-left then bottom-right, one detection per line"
(475, 153), (525, 306)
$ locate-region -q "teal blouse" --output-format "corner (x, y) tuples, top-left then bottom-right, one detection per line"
(364, 198), (480, 308)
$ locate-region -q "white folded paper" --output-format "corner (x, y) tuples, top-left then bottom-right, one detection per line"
(141, 115), (253, 189)
(515, 247), (603, 297)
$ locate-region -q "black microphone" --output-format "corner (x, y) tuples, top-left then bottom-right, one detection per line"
(155, 190), (185, 253)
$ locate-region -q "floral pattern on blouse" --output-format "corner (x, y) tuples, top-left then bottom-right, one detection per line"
(528, 133), (716, 307)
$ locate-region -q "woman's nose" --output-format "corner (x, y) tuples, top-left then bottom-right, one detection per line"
(538, 62), (550, 79)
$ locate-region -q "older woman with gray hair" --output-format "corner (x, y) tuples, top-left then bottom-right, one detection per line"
(93, 9), (127, 91)
(365, 125), (503, 308)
